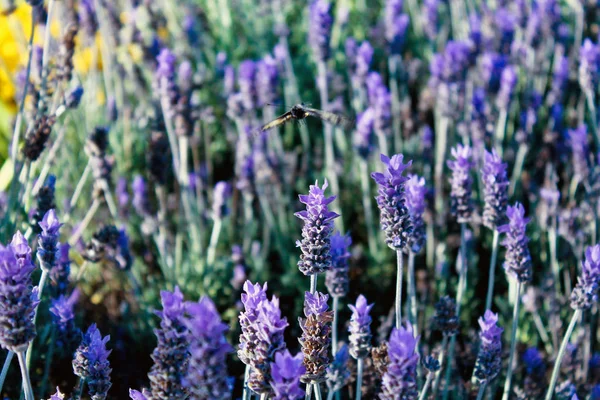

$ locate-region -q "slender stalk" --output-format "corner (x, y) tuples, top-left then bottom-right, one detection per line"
(431, 335), (449, 398)
(68, 161), (91, 211)
(442, 336), (457, 400)
(434, 116), (449, 226)
(313, 383), (323, 400)
(360, 160), (377, 255)
(388, 55), (402, 153)
(545, 309), (581, 400)
(495, 108), (508, 157)
(475, 382), (487, 400)
(242, 365), (251, 400)
(396, 250), (404, 328)
(76, 377), (86, 400)
(68, 199), (100, 246)
(206, 218), (223, 266)
(456, 223), (468, 317)
(17, 350), (34, 400)
(407, 251), (417, 334)
(418, 371), (435, 400)
(305, 383), (313, 400)
(332, 296), (339, 356)
(0, 351), (14, 394)
(485, 230), (500, 311)
(39, 328), (56, 398)
(76, 261), (90, 281)
(548, 227), (559, 291)
(501, 281), (523, 400)
(99, 179), (119, 221)
(532, 310), (553, 354)
(509, 144), (528, 197)
(260, 394), (267, 400)
(310, 274), (317, 294)
(356, 358), (364, 400)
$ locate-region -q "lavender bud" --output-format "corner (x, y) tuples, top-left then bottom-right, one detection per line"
(380, 323), (419, 399)
(295, 180), (339, 276)
(570, 244), (600, 310)
(65, 86), (84, 109)
(353, 108), (375, 159)
(473, 310), (503, 383)
(212, 181), (232, 220)
(371, 154), (413, 250)
(498, 203), (532, 283)
(129, 389), (150, 400)
(184, 297), (233, 399)
(299, 291), (333, 383)
(481, 150), (509, 230)
(348, 295), (373, 359)
(522, 347), (546, 397)
(270, 350), (306, 400)
(48, 387), (65, 400)
(132, 175), (151, 217)
(447, 145), (474, 223)
(326, 344), (350, 393)
(433, 296), (459, 336)
(325, 232), (351, 298)
(37, 209), (62, 272)
(406, 175), (427, 253)
(308, 0), (333, 62)
(155, 48), (179, 117)
(116, 177), (129, 210)
(423, 356), (440, 372)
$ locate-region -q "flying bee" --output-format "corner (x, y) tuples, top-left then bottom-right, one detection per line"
(260, 103), (354, 132)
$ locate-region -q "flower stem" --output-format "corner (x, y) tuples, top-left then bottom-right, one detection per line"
(408, 251), (418, 335)
(310, 274), (318, 294)
(456, 223), (468, 317)
(0, 351), (14, 394)
(332, 296), (339, 356)
(356, 357), (364, 400)
(17, 350), (33, 400)
(545, 309), (581, 400)
(68, 198), (100, 246)
(475, 382), (487, 400)
(485, 230), (500, 311)
(431, 335), (449, 398)
(360, 160), (377, 255)
(314, 383), (323, 400)
(502, 281), (523, 400)
(396, 250), (404, 328)
(418, 371), (435, 400)
(494, 108), (508, 157)
(242, 365), (251, 400)
(207, 218), (223, 265)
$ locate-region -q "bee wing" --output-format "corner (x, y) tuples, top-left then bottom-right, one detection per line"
(304, 107), (354, 130)
(260, 111), (293, 131)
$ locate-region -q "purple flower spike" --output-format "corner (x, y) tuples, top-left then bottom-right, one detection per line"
(326, 344), (351, 393)
(447, 145), (474, 223)
(567, 125), (590, 180)
(116, 177), (129, 208)
(498, 203), (532, 283)
(184, 297), (233, 399)
(571, 245), (600, 310)
(0, 234), (38, 352)
(354, 41), (374, 86)
(270, 349), (306, 400)
(474, 310), (503, 383)
(299, 291), (333, 383)
(212, 181), (232, 220)
(380, 323), (419, 399)
(73, 324), (112, 400)
(38, 209), (62, 273)
(309, 0), (333, 62)
(579, 39), (599, 93)
(372, 154), (413, 250)
(50, 290), (80, 349)
(481, 150), (509, 230)
(256, 55), (279, 107)
(348, 295), (373, 359)
(353, 108), (375, 159)
(132, 175), (150, 217)
(406, 175), (427, 253)
(295, 180), (339, 276)
(496, 66), (518, 110)
(325, 232), (351, 298)
(155, 48), (178, 115)
(385, 0), (409, 55)
(238, 60), (257, 110)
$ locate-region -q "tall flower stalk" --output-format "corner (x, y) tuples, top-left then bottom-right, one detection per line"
(325, 232), (351, 356)
(405, 174), (426, 330)
(371, 154), (413, 328)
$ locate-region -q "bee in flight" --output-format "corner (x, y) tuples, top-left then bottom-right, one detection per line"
(260, 103), (354, 132)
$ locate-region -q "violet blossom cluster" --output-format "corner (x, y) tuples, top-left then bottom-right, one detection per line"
(447, 145), (474, 223)
(571, 244), (600, 310)
(348, 295), (373, 359)
(299, 291), (333, 383)
(481, 150), (509, 230)
(380, 323), (419, 399)
(473, 311), (503, 384)
(498, 203), (532, 283)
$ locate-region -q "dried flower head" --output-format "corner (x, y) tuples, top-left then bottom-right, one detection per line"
(299, 291), (333, 383)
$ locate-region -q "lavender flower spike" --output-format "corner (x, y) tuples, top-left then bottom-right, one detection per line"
(567, 125), (590, 181)
(481, 150), (509, 230)
(295, 180), (339, 276)
(570, 244), (600, 310)
(73, 324), (112, 400)
(380, 322), (419, 399)
(184, 296), (233, 399)
(299, 291), (333, 383)
(447, 145), (474, 223)
(473, 311), (503, 384)
(270, 349), (306, 400)
(212, 181), (232, 220)
(309, 0), (333, 62)
(0, 233), (38, 352)
(348, 295), (373, 359)
(326, 344), (350, 393)
(38, 209), (62, 273)
(498, 203), (532, 283)
(405, 174), (427, 253)
(325, 232), (351, 298)
(371, 154), (413, 250)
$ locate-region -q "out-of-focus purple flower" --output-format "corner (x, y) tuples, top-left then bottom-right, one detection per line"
(473, 311), (503, 383)
(348, 295), (373, 359)
(380, 323), (419, 399)
(256, 55), (279, 107)
(155, 48), (179, 116)
(132, 175), (151, 217)
(538, 188), (560, 231)
(48, 387), (65, 400)
(517, 90), (542, 143)
(430, 41), (471, 84)
(238, 60), (257, 110)
(571, 245), (600, 310)
(353, 108), (375, 159)
(230, 245), (247, 290)
(270, 349), (306, 400)
(48, 243), (70, 298)
(115, 229), (133, 271)
(65, 86), (84, 109)
(366, 72), (384, 103)
(447, 145), (474, 223)
(592, 385), (600, 400)
(0, 233), (38, 352)
(78, 0), (98, 42)
(423, 0), (439, 41)
(31, 175), (56, 234)
(184, 296), (233, 399)
(433, 296), (458, 336)
(224, 65), (235, 97)
(148, 287), (189, 399)
(385, 0), (409, 55)
(299, 291), (333, 383)
(481, 150), (509, 230)
(496, 65), (518, 110)
(50, 289), (80, 349)
(116, 177), (129, 209)
(406, 175), (427, 253)
(550, 56), (569, 102)
(371, 83), (392, 135)
(523, 347), (546, 376)
(295, 180), (339, 276)
(470, 88), (489, 153)
(325, 232), (351, 298)
(309, 0), (333, 62)
(567, 125), (590, 180)
(579, 39), (599, 93)
(37, 209), (62, 274)
(372, 154), (413, 250)
(212, 181), (232, 220)
(345, 38), (357, 73)
(354, 41), (374, 87)
(73, 324), (112, 399)
(498, 203), (532, 283)
(326, 344), (350, 393)
(481, 53), (507, 93)
(495, 8), (516, 53)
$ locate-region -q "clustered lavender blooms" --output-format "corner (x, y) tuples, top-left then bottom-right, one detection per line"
(299, 291), (333, 383)
(326, 344), (351, 394)
(295, 180), (339, 276)
(348, 295), (373, 359)
(325, 232), (351, 298)
(0, 233), (38, 352)
(473, 311), (503, 384)
(371, 154), (413, 250)
(380, 323), (419, 399)
(433, 296), (459, 336)
(73, 324), (112, 399)
(499, 203), (532, 283)
(270, 350), (306, 400)
(481, 150), (509, 230)
(308, 0), (333, 62)
(184, 297), (233, 399)
(405, 175), (427, 253)
(570, 245), (600, 310)
(31, 175), (56, 234)
(447, 145), (474, 223)
(48, 243), (71, 298)
(37, 209), (61, 273)
(49, 290), (80, 349)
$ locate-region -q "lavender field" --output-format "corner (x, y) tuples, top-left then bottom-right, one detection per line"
(0, 0), (599, 399)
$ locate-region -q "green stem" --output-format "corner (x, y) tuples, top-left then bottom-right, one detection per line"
(545, 309), (581, 400)
(0, 351), (14, 394)
(501, 281), (523, 400)
(456, 223), (468, 317)
(396, 250), (404, 328)
(310, 274), (317, 294)
(356, 358), (364, 400)
(332, 296), (339, 356)
(360, 160), (377, 255)
(476, 382), (487, 400)
(313, 383), (323, 400)
(206, 218), (223, 266)
(39, 328), (55, 398)
(431, 335), (450, 398)
(485, 230), (500, 311)
(408, 251), (417, 334)
(418, 372), (435, 400)
(17, 351), (33, 400)
(242, 365), (251, 400)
